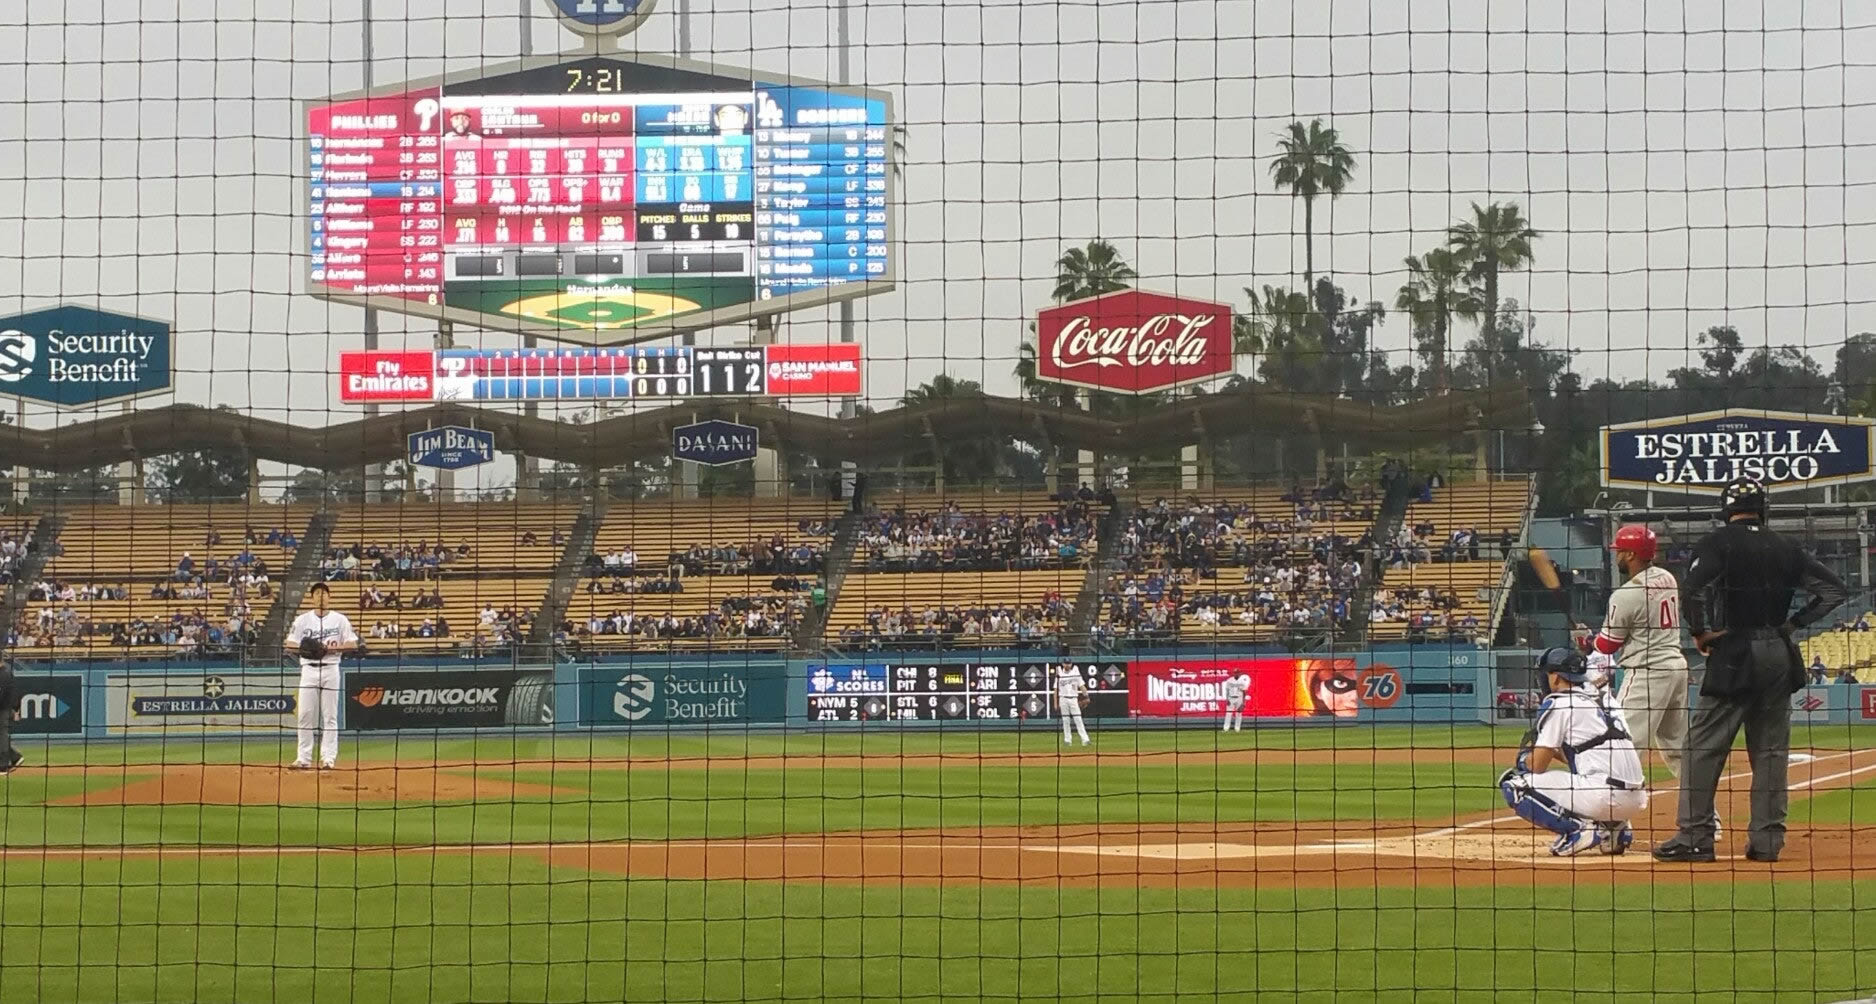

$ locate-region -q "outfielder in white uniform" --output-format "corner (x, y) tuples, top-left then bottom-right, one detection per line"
(1056, 665), (1090, 746)
(285, 582), (357, 770)
(1220, 673), (1250, 732)
(1499, 647), (1649, 856)
(1594, 524), (1689, 780)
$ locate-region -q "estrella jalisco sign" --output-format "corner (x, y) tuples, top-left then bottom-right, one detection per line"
(1600, 409), (1876, 494)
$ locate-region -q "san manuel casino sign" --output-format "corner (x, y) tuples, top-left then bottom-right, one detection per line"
(1601, 409), (1876, 495)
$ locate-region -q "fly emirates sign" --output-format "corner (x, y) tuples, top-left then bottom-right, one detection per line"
(1601, 410), (1876, 493)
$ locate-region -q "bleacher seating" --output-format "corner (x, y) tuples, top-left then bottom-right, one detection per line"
(1800, 618), (1876, 680)
(16, 505), (309, 656)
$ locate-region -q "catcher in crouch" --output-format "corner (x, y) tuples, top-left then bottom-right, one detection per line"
(285, 582), (357, 770)
(1498, 647), (1649, 856)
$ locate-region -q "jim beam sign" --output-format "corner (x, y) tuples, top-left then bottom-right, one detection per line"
(1600, 409), (1876, 495)
(1033, 289), (1236, 395)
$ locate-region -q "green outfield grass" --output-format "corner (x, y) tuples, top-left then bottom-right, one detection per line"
(1, 855), (1872, 1003)
(3, 725), (1872, 1002)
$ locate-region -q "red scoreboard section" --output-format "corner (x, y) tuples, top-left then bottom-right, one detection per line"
(338, 344), (862, 403)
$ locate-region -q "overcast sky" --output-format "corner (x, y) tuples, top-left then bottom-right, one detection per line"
(1, 0), (1873, 487)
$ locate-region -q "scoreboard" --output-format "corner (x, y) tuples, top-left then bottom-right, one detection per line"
(305, 54), (893, 345)
(806, 661), (1130, 723)
(337, 343), (861, 403)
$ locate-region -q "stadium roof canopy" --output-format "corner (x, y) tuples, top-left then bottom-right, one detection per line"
(0, 385), (1534, 472)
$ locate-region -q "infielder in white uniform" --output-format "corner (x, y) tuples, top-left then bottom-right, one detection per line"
(1221, 673), (1250, 732)
(285, 582), (357, 770)
(1593, 524), (1689, 780)
(1056, 665), (1091, 746)
(1499, 647), (1648, 856)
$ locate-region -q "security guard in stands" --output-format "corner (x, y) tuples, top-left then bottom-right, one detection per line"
(1653, 477), (1847, 863)
(0, 657), (21, 775)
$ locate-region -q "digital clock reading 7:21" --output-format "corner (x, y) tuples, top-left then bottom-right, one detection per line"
(564, 67), (636, 93)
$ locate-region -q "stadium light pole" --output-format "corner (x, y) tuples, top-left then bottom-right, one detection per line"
(515, 0), (540, 504)
(360, 0), (383, 504)
(672, 0), (702, 502)
(836, 0), (858, 503)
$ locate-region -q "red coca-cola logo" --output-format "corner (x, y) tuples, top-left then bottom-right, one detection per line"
(1035, 289), (1235, 394)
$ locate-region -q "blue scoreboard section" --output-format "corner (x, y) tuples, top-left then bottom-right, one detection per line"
(750, 87), (891, 296)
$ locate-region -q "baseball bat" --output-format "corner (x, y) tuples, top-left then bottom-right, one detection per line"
(1527, 547), (1562, 591)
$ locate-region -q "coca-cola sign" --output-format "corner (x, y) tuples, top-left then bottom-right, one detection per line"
(1034, 289), (1235, 394)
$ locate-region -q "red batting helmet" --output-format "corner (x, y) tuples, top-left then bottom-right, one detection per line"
(1611, 524), (1657, 561)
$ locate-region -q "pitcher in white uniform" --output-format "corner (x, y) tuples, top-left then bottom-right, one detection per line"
(1220, 673), (1250, 732)
(284, 582), (358, 770)
(1056, 665), (1090, 746)
(1499, 647), (1648, 856)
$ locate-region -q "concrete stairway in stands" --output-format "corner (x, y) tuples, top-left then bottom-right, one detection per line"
(249, 510), (335, 665)
(1067, 498), (1131, 654)
(792, 508), (862, 654)
(530, 503), (606, 650)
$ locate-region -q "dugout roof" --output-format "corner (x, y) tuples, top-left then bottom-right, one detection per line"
(0, 386), (1534, 472)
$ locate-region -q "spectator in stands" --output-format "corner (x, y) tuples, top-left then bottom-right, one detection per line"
(1842, 667), (1860, 684)
(174, 552), (196, 581)
(1810, 656), (1829, 685)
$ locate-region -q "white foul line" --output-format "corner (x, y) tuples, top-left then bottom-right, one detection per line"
(1415, 747), (1873, 840)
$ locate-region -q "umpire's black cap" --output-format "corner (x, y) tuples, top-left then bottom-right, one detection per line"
(1719, 476), (1768, 520)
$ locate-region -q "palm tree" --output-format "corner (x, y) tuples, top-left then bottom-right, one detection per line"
(1268, 119), (1357, 293)
(1394, 246), (1483, 393)
(1447, 201), (1539, 342)
(1050, 240), (1136, 303)
(902, 375), (1002, 485)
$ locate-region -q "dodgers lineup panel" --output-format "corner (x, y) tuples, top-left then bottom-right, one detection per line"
(302, 48), (896, 347)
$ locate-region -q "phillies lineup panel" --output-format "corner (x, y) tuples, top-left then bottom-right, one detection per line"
(305, 53), (893, 345)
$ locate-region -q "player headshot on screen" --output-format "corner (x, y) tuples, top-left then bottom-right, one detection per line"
(714, 103), (750, 135)
(445, 109), (480, 138)
(1304, 662), (1362, 717)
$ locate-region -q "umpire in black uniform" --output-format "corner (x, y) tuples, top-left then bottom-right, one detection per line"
(1653, 477), (1846, 863)
(0, 656), (21, 774)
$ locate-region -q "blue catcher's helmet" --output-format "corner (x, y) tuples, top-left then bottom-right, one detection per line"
(1537, 646), (1589, 683)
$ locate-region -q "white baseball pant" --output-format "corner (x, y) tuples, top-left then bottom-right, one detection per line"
(1059, 697), (1089, 744)
(1617, 667), (1689, 778)
(1222, 697), (1245, 732)
(1526, 770), (1649, 823)
(296, 660), (340, 766)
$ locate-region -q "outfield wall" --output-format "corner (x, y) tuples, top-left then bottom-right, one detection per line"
(13, 646), (1872, 738)
(11, 644), (1482, 738)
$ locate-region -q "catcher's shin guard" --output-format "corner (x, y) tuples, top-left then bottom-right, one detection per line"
(1499, 771), (1589, 837)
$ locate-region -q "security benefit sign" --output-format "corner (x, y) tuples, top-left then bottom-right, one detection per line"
(11, 675), (83, 735)
(581, 663), (786, 726)
(1601, 409), (1876, 494)
(671, 419), (759, 466)
(104, 673), (298, 735)
(0, 305), (174, 407)
(346, 669), (555, 730)
(408, 425), (495, 471)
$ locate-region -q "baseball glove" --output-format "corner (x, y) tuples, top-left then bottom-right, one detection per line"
(1078, 693), (1091, 711)
(298, 636), (328, 661)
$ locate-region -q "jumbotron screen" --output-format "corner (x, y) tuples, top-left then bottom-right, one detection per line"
(305, 55), (892, 345)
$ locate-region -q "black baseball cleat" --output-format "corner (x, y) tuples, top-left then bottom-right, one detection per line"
(0, 750), (23, 775)
(1651, 842), (1717, 863)
(1745, 848), (1780, 863)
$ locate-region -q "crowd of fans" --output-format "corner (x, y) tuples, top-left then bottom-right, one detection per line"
(838, 595), (1072, 649)
(562, 594), (805, 646)
(321, 541), (471, 581)
(855, 502), (1095, 572)
(583, 536), (826, 584)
